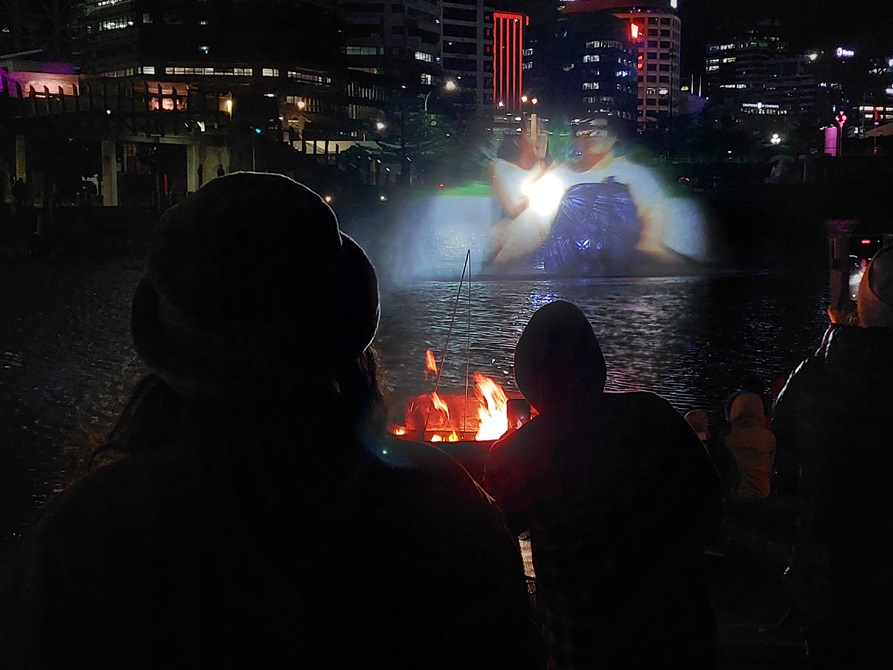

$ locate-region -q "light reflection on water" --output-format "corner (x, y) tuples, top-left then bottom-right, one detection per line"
(376, 273), (829, 428)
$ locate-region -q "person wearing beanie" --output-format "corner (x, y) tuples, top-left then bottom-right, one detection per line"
(483, 300), (722, 670)
(773, 243), (893, 668)
(0, 173), (544, 670)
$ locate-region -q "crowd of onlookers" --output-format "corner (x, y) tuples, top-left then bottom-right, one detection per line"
(0, 171), (890, 669)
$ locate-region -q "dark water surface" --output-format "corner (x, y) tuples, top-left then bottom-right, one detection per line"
(0, 250), (830, 552)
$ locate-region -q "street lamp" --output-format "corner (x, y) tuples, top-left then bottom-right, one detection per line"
(424, 78), (458, 113)
(770, 133), (782, 145)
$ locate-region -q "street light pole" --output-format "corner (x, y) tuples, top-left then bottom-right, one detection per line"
(421, 79), (457, 172)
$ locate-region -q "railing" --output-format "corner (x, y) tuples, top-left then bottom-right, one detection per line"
(0, 75), (232, 137)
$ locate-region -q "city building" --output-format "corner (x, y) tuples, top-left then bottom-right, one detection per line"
(560, 0), (682, 131)
(703, 21), (789, 99)
(523, 10), (637, 127)
(492, 10), (527, 112)
(442, 0), (495, 110)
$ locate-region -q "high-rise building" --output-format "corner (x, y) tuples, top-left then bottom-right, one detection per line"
(559, 1), (681, 131)
(704, 21), (789, 99)
(524, 10), (637, 126)
(442, 0), (495, 110)
(492, 10), (527, 111)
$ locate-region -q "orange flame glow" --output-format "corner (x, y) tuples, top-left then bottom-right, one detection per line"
(475, 372), (509, 440)
(425, 349), (438, 379)
(430, 391), (450, 421)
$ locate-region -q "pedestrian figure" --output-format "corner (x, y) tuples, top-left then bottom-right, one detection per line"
(0, 172), (544, 670)
(11, 178), (28, 217)
(724, 391), (776, 501)
(216, 162), (225, 178)
(773, 243), (893, 669)
(484, 299), (722, 670)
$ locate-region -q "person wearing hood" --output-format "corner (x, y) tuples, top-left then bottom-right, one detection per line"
(724, 391), (776, 501)
(0, 173), (544, 670)
(483, 300), (722, 669)
(773, 243), (893, 669)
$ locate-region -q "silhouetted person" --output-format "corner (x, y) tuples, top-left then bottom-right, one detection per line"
(11, 177), (29, 218)
(686, 408), (736, 506)
(216, 162), (225, 178)
(773, 244), (893, 669)
(724, 391), (776, 502)
(484, 300), (722, 669)
(0, 172), (544, 670)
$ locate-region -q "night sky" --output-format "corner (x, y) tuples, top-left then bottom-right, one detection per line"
(506, 1), (891, 77)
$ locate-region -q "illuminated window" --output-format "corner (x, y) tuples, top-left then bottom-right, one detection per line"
(262, 68), (279, 77)
(415, 51), (434, 62)
(141, 65), (155, 75)
(582, 54), (600, 63)
(582, 82), (600, 90)
(99, 17), (133, 31)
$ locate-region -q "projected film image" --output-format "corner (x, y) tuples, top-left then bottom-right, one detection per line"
(486, 113), (708, 276)
(374, 112), (712, 284)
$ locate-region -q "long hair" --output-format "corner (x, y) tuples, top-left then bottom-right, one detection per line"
(90, 346), (391, 469)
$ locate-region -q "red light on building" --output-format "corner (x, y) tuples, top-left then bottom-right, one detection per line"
(630, 23), (639, 39)
(493, 11), (527, 111)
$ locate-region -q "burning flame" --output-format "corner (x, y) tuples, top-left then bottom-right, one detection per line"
(474, 372), (508, 440)
(425, 349), (438, 380)
(430, 391), (450, 421)
(391, 354), (517, 442)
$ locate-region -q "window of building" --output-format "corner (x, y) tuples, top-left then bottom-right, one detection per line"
(582, 54), (600, 63)
(415, 51), (433, 62)
(99, 17), (133, 31)
(262, 68), (278, 77)
(344, 46), (384, 56)
(582, 82), (600, 90)
(141, 65), (155, 75)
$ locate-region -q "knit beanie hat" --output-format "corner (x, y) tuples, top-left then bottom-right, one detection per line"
(857, 244), (893, 328)
(513, 300), (607, 411)
(130, 172), (380, 403)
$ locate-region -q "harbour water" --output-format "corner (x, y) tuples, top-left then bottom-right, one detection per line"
(0, 244), (831, 551)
